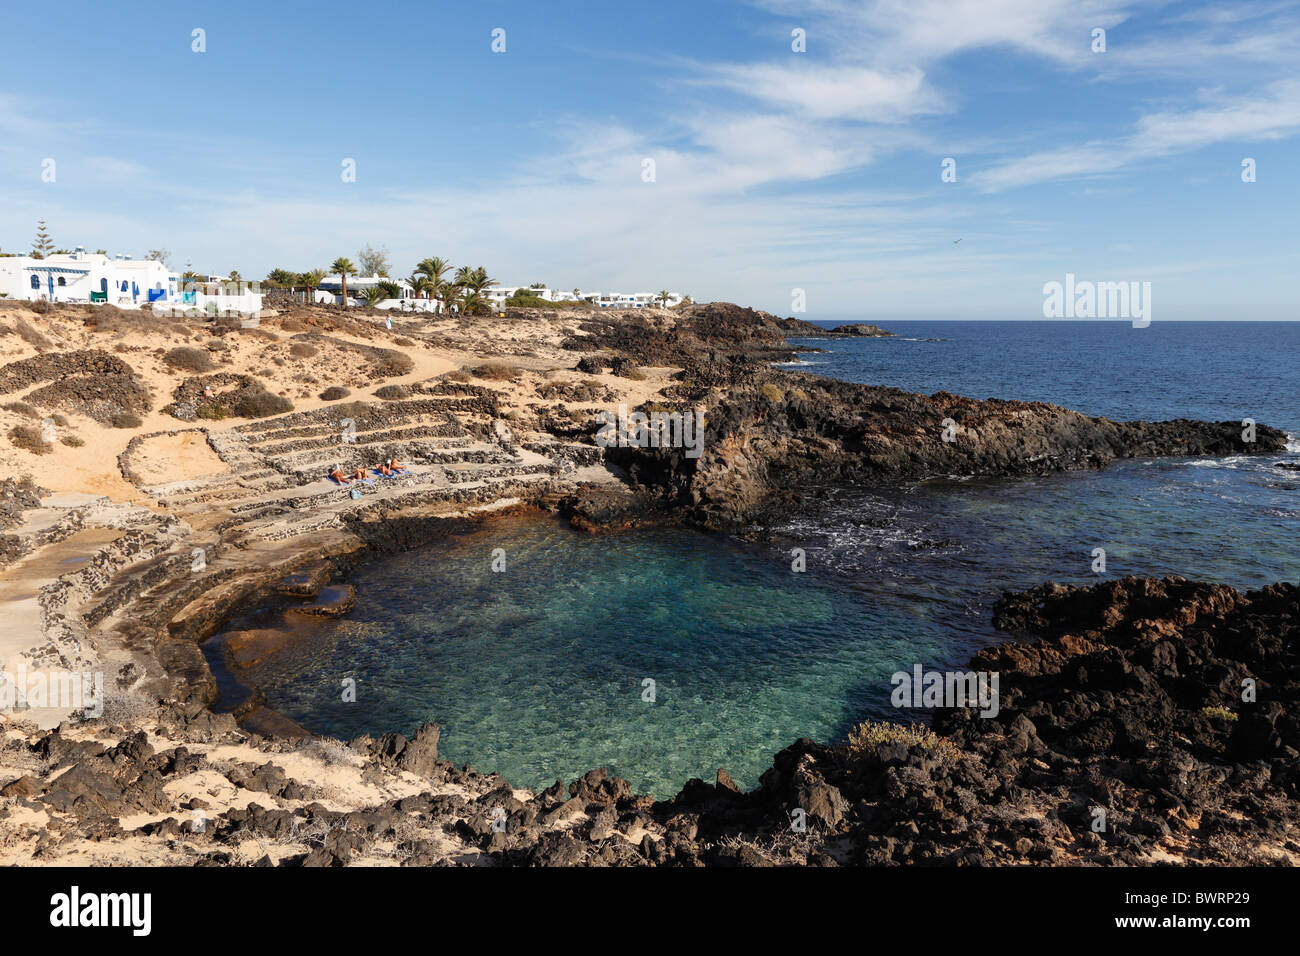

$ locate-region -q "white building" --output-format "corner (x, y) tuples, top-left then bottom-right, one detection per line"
(314, 274), (440, 311)
(587, 291), (682, 309)
(482, 287), (683, 310)
(0, 247), (262, 315)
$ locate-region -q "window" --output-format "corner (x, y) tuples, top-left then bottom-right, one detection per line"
(121, 281), (128, 291)
(57, 276), (66, 286)
(30, 275), (39, 289)
(100, 278), (108, 293)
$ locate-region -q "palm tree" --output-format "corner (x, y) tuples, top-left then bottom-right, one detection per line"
(407, 274), (434, 300)
(415, 256), (451, 284)
(415, 257), (452, 312)
(330, 257), (357, 306)
(459, 291), (487, 316)
(434, 278), (457, 314)
(655, 290), (672, 308)
(361, 285), (391, 308)
(301, 268), (326, 304)
(464, 266), (497, 296)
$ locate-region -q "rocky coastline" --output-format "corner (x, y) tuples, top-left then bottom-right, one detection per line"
(0, 299), (1294, 865)
(3, 575), (1295, 865)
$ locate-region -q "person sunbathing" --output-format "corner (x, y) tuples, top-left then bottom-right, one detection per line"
(352, 467), (369, 481)
(328, 466), (351, 484)
(388, 457), (408, 474)
(375, 461), (393, 476)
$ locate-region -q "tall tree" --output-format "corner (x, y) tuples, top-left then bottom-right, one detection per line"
(356, 243), (390, 277)
(330, 257), (358, 306)
(415, 257), (452, 312)
(656, 290), (672, 308)
(146, 248), (171, 265)
(300, 268), (326, 303)
(31, 220), (53, 259)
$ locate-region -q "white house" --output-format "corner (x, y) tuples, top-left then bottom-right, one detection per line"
(0, 247), (262, 315)
(584, 291), (682, 309)
(482, 287), (682, 310)
(314, 274), (439, 311)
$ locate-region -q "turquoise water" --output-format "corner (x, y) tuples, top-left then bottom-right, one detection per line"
(243, 517), (940, 797)
(248, 321), (1300, 797)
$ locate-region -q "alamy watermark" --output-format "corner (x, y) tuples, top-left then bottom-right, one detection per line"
(891, 664), (1000, 718)
(1, 665), (103, 717)
(1043, 273), (1151, 327)
(596, 404), (705, 458)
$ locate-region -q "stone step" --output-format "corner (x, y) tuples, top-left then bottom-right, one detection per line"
(254, 425), (471, 458)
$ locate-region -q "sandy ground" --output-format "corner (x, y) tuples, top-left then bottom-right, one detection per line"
(0, 302), (659, 497)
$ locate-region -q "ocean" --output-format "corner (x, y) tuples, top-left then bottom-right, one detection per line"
(242, 320), (1300, 797)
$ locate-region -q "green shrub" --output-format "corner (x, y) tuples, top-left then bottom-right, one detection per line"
(845, 720), (960, 763)
(1202, 706), (1238, 722)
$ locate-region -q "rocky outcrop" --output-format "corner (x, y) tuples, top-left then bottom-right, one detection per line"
(595, 377), (1287, 530)
(552, 302), (1286, 531)
(777, 318), (893, 337)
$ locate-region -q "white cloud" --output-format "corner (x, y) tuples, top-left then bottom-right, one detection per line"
(972, 80), (1300, 190)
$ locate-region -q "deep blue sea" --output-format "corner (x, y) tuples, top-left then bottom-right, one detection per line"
(245, 321), (1300, 797)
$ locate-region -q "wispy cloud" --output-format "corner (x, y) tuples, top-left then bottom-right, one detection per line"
(971, 79), (1300, 190)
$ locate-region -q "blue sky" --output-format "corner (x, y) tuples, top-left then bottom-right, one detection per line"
(2, 0), (1298, 319)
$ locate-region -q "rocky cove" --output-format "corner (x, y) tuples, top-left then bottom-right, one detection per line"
(0, 300), (1295, 866)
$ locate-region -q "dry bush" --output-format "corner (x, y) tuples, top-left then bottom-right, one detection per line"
(371, 352), (414, 377)
(163, 347), (216, 372)
(8, 424), (51, 454)
(373, 384), (411, 400)
(83, 305), (175, 336)
(108, 412), (144, 429)
(318, 386), (350, 401)
(2, 401), (39, 418)
(444, 369), (471, 383)
(471, 363), (519, 381)
(60, 434), (85, 447)
(289, 342), (318, 359)
(12, 317), (53, 350)
(234, 390), (292, 418)
(844, 720), (960, 764)
(97, 689), (160, 727)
